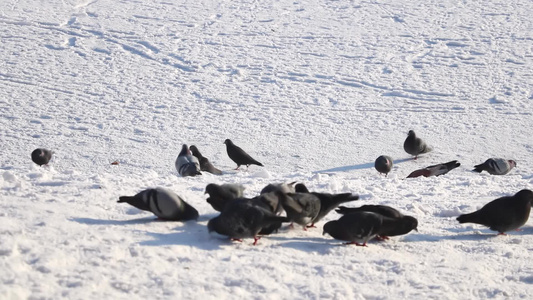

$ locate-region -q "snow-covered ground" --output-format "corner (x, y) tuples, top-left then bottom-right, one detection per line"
(1, 0), (533, 298)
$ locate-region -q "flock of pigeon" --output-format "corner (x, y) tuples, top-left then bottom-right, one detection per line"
(30, 131), (532, 246)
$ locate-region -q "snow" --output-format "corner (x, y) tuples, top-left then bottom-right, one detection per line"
(1, 0), (533, 298)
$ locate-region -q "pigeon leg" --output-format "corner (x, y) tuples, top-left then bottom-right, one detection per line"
(375, 235), (390, 241)
(252, 236), (261, 245)
(231, 238), (243, 242)
(288, 223), (294, 229)
(306, 223), (317, 229)
(234, 166), (240, 170)
(497, 232), (507, 236)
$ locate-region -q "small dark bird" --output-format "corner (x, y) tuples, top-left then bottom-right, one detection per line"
(207, 199), (289, 245)
(403, 130), (432, 159)
(456, 189), (533, 234)
(175, 144), (202, 177)
(118, 187), (199, 221)
(224, 139), (263, 170)
(406, 160), (461, 178)
(204, 183), (245, 212)
(277, 192), (321, 230)
(473, 158), (516, 175)
(336, 205), (418, 239)
(323, 211), (418, 246)
(375, 155), (393, 176)
(189, 145), (223, 175)
(31, 148), (52, 166)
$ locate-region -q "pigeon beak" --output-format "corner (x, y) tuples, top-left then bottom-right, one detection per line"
(414, 227), (419, 232)
(322, 231), (326, 236)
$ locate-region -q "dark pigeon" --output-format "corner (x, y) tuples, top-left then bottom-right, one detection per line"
(403, 130), (432, 159)
(224, 139), (263, 170)
(189, 145), (223, 175)
(456, 189), (533, 234)
(175, 144), (202, 177)
(375, 155), (393, 176)
(336, 205), (418, 239)
(207, 199), (289, 245)
(118, 187), (199, 221)
(323, 211), (418, 246)
(473, 158), (516, 175)
(204, 183), (245, 212)
(259, 182), (297, 215)
(294, 183), (310, 193)
(31, 148), (52, 166)
(406, 160), (460, 178)
(277, 192), (321, 230)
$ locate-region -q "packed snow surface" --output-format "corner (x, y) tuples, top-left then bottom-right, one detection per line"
(1, 0), (533, 299)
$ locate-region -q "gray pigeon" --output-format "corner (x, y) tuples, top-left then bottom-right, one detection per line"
(259, 182), (297, 215)
(309, 192), (360, 227)
(375, 155), (393, 176)
(189, 145), (223, 175)
(277, 192), (321, 230)
(457, 189), (533, 234)
(207, 199), (289, 245)
(204, 183), (245, 212)
(224, 139), (263, 170)
(118, 187), (199, 221)
(407, 160), (460, 178)
(336, 205), (418, 239)
(473, 158), (516, 175)
(323, 211), (418, 246)
(31, 148), (52, 166)
(175, 144), (202, 177)
(403, 130), (432, 159)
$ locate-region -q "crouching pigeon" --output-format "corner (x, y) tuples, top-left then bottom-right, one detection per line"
(473, 158), (516, 175)
(31, 148), (53, 166)
(118, 187), (199, 221)
(456, 189), (533, 234)
(406, 160), (460, 178)
(375, 155), (393, 176)
(175, 144), (202, 177)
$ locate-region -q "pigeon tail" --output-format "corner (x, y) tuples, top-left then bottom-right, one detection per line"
(456, 211), (482, 224)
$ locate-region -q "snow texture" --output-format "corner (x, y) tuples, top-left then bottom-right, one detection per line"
(1, 0), (533, 299)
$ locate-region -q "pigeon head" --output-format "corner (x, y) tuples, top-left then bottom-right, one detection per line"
(323, 221), (336, 236)
(207, 218), (218, 233)
(178, 144), (190, 156)
(509, 160), (517, 168)
(515, 189), (533, 203)
(407, 130), (415, 137)
(402, 216), (419, 232)
(223, 139), (233, 145)
(189, 145), (201, 157)
(295, 183), (310, 193)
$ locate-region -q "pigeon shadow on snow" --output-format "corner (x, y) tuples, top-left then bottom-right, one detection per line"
(139, 222), (223, 250)
(314, 158), (412, 174)
(71, 217), (155, 226)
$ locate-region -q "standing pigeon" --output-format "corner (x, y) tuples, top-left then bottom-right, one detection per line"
(31, 148), (53, 166)
(406, 160), (461, 178)
(323, 211), (418, 246)
(403, 130), (432, 159)
(118, 187), (199, 221)
(175, 144), (202, 177)
(473, 158), (516, 175)
(207, 199), (289, 245)
(336, 205), (418, 239)
(224, 139), (263, 170)
(456, 189), (533, 234)
(189, 145), (223, 175)
(204, 183), (245, 212)
(277, 192), (321, 230)
(375, 155), (394, 176)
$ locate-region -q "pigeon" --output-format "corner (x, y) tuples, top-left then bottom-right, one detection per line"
(223, 139), (263, 170)
(323, 211), (418, 246)
(118, 187), (199, 221)
(473, 158), (516, 175)
(31, 148), (52, 166)
(175, 144), (202, 177)
(456, 189), (533, 234)
(207, 199), (290, 245)
(259, 182), (297, 215)
(406, 160), (461, 178)
(204, 183), (245, 212)
(294, 183), (310, 193)
(403, 130), (432, 159)
(375, 155), (393, 176)
(309, 192), (360, 227)
(277, 192), (321, 229)
(336, 205), (418, 239)
(189, 145), (223, 175)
